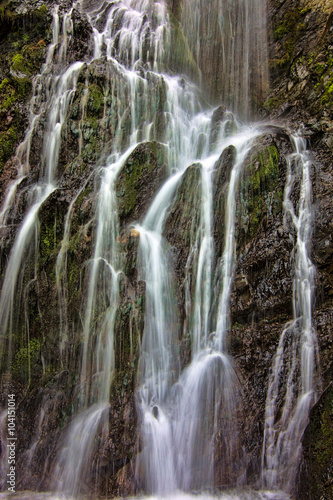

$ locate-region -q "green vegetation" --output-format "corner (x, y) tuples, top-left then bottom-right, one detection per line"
(12, 338), (41, 381)
(167, 10), (200, 82)
(11, 53), (32, 75)
(87, 83), (105, 118)
(239, 143), (281, 240)
(0, 125), (17, 174)
(0, 0), (16, 24)
(262, 97), (280, 112)
(116, 141), (166, 220)
(272, 8), (307, 68)
(302, 385), (333, 498)
(0, 4), (49, 172)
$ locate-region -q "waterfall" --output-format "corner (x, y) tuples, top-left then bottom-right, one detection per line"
(261, 136), (318, 494)
(0, 0), (318, 498)
(180, 0), (269, 118)
(0, 7), (83, 371)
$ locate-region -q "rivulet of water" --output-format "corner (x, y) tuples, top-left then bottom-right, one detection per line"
(0, 8), (83, 370)
(261, 135), (318, 493)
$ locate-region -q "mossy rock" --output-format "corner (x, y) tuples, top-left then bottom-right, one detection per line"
(167, 9), (200, 83)
(116, 141), (168, 226)
(114, 280), (145, 374)
(164, 162), (202, 338)
(165, 162), (202, 251)
(11, 53), (32, 76)
(87, 83), (104, 119)
(271, 7), (307, 69)
(238, 137), (281, 242)
(0, 6), (50, 170)
(0, 125), (17, 174)
(12, 338), (42, 382)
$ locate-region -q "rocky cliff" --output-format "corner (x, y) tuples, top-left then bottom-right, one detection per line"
(0, 0), (332, 498)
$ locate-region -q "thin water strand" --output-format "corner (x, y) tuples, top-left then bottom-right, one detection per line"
(261, 135), (318, 492)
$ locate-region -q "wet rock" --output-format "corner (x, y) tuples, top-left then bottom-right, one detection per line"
(116, 141), (168, 227)
(164, 163), (202, 343)
(213, 144), (236, 257)
(299, 383), (333, 500)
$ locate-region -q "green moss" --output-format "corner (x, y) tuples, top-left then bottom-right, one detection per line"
(274, 8), (305, 40)
(87, 83), (104, 118)
(37, 4), (48, 18)
(318, 74), (333, 106)
(0, 77), (15, 110)
(249, 145), (279, 194)
(0, 0), (16, 24)
(167, 10), (200, 82)
(0, 125), (17, 173)
(315, 63), (326, 76)
(302, 385), (333, 498)
(248, 145), (279, 237)
(11, 53), (32, 75)
(39, 218), (57, 258)
(239, 143), (280, 240)
(116, 141), (166, 219)
(263, 96), (280, 112)
(12, 338), (41, 381)
(0, 76), (32, 169)
(271, 8), (307, 69)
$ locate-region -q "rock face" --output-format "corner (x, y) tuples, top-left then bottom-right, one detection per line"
(299, 383), (333, 500)
(263, 1), (333, 495)
(0, 0), (332, 499)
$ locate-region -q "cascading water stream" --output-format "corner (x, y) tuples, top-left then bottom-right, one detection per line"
(51, 0), (217, 495)
(0, 8), (84, 367)
(180, 0), (269, 119)
(261, 135), (318, 493)
(171, 127), (264, 492)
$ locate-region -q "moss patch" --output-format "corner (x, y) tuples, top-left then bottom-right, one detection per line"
(0, 4), (50, 171)
(0, 125), (17, 174)
(87, 83), (104, 119)
(12, 338), (41, 382)
(271, 8), (307, 69)
(239, 142), (281, 240)
(116, 141), (167, 224)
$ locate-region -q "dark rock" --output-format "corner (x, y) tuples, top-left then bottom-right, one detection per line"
(116, 141), (168, 227)
(299, 383), (333, 500)
(164, 163), (202, 344)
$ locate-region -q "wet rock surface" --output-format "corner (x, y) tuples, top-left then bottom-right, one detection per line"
(116, 141), (168, 228)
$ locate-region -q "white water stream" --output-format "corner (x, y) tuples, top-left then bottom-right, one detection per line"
(261, 136), (318, 492)
(0, 9), (83, 367)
